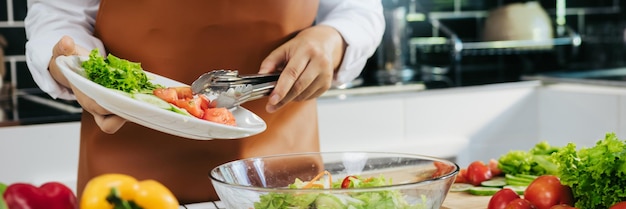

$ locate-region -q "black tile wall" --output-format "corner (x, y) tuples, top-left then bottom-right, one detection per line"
(0, 0), (28, 91)
(13, 0), (26, 21)
(0, 2), (7, 21)
(3, 1), (626, 92)
(0, 27), (26, 56)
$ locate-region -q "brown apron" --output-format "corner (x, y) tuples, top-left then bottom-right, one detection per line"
(79, 0), (320, 204)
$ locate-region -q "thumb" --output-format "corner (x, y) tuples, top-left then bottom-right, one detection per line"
(52, 36), (77, 57)
(48, 36), (78, 88)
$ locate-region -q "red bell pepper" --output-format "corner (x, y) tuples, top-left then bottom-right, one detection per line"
(3, 182), (77, 209)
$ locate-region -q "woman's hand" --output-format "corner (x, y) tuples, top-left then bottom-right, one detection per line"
(49, 36), (127, 133)
(259, 25), (346, 113)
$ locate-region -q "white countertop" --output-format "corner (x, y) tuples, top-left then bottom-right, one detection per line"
(180, 201), (226, 209)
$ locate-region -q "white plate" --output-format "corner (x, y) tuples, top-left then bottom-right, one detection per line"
(55, 55), (266, 140)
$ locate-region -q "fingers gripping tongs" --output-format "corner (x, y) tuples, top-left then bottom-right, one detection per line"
(191, 70), (280, 109)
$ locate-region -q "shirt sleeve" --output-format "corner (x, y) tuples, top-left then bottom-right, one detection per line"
(316, 0), (385, 87)
(25, 0), (104, 100)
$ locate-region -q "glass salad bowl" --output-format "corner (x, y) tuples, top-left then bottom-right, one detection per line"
(210, 151), (459, 209)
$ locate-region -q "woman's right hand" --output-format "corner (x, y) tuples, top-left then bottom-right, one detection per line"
(49, 36), (127, 134)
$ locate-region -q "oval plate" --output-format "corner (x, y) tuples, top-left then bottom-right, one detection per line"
(55, 55), (267, 140)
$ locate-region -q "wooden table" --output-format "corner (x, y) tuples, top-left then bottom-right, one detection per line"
(441, 191), (492, 209)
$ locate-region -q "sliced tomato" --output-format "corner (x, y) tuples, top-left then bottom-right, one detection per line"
(196, 94), (211, 110)
(432, 161), (454, 178)
(175, 97), (206, 118)
(153, 88), (178, 103)
(489, 158), (503, 176)
(203, 108), (237, 126)
(171, 86), (193, 100)
(341, 176), (356, 188)
(455, 168), (469, 183)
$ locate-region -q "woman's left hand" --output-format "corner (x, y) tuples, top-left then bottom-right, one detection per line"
(258, 25), (346, 113)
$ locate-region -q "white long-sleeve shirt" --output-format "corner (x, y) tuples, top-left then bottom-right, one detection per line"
(25, 0), (384, 100)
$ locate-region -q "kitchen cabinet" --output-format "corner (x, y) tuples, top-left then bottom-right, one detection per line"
(318, 81), (626, 167)
(1, 81), (625, 195)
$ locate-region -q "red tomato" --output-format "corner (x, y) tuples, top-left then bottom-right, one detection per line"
(203, 107), (236, 126)
(153, 88), (178, 103)
(610, 201), (626, 209)
(198, 94), (211, 109)
(455, 168), (469, 183)
(467, 161), (493, 186)
(171, 86), (193, 100)
(549, 204), (577, 209)
(489, 158), (503, 176)
(559, 186), (574, 207)
(524, 175), (574, 209)
(488, 188), (521, 209)
(341, 176), (356, 189)
(175, 97), (206, 118)
(432, 161), (454, 178)
(505, 198), (537, 209)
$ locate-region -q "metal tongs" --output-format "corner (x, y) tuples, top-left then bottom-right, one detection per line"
(191, 69), (280, 109)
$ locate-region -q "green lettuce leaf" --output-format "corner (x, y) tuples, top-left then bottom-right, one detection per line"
(81, 48), (161, 93)
(553, 133), (626, 209)
(497, 141), (560, 176)
(254, 175), (427, 209)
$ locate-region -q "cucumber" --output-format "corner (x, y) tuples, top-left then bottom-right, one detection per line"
(170, 105), (192, 116)
(468, 186), (501, 196)
(505, 174), (533, 186)
(481, 177), (507, 187)
(132, 93), (172, 109)
(314, 194), (345, 209)
(516, 174), (539, 181)
(449, 183), (474, 192)
(503, 185), (527, 195)
(506, 178), (532, 186)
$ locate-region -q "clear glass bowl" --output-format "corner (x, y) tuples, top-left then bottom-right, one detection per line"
(210, 152), (459, 209)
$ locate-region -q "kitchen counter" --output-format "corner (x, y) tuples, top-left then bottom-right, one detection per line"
(177, 191), (489, 209)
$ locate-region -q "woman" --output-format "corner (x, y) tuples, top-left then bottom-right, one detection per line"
(25, 0), (384, 203)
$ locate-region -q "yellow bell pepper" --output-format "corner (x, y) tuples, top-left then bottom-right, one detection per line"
(81, 173), (179, 209)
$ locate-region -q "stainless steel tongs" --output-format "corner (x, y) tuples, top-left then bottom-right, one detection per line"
(191, 69), (280, 109)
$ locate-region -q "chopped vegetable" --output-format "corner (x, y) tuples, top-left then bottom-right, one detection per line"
(153, 86), (237, 126)
(552, 133), (626, 209)
(497, 141), (560, 176)
(449, 183), (474, 192)
(81, 48), (161, 93)
(481, 177), (507, 187)
(254, 171), (427, 209)
(504, 174), (536, 186)
(468, 186), (501, 196)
